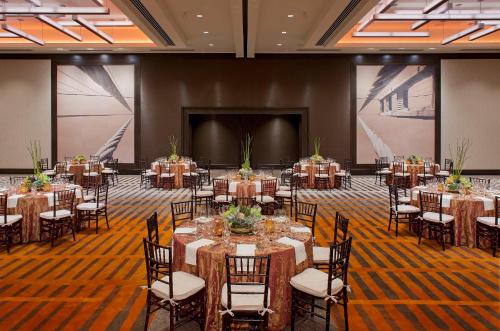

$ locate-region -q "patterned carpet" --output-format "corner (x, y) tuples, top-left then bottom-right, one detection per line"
(0, 175), (498, 331)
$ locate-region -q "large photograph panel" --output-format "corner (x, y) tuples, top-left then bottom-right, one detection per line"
(57, 65), (135, 163)
(356, 65), (435, 164)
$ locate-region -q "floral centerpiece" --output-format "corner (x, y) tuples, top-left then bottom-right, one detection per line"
(310, 137), (324, 163)
(445, 138), (472, 193)
(406, 154), (423, 165)
(26, 140), (52, 192)
(223, 204), (262, 235)
(167, 135), (179, 163)
(239, 134), (253, 180)
(74, 155), (86, 164)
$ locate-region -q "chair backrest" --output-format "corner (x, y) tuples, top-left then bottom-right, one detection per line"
(39, 158), (49, 171)
(294, 201), (317, 235)
(213, 179), (229, 197)
(95, 183), (108, 208)
(392, 161), (406, 176)
(318, 162), (331, 177)
(139, 160), (147, 174)
(327, 237), (352, 293)
(55, 162), (67, 175)
(159, 162), (170, 176)
(146, 211), (160, 244)
(375, 158), (382, 172)
(379, 156), (389, 165)
(261, 179), (277, 198)
(444, 158), (453, 172)
(388, 185), (400, 211)
(234, 197), (257, 207)
(51, 189), (76, 217)
(9, 176), (25, 185)
(343, 159), (352, 175)
(394, 155), (404, 162)
(64, 156), (74, 162)
(419, 191), (443, 220)
(495, 197), (499, 226)
(89, 154), (100, 162)
(0, 194), (7, 224)
(293, 163), (301, 175)
(143, 238), (173, 299)
(170, 201), (193, 231)
(469, 177), (491, 190)
(333, 212), (349, 244)
(224, 254), (271, 311)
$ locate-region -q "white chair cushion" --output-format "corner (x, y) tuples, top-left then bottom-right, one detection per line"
(83, 172), (99, 177)
(336, 171), (346, 177)
(290, 268), (344, 298)
(160, 173), (175, 178)
(215, 195), (233, 202)
(417, 174), (434, 178)
(313, 246), (331, 264)
(278, 185), (290, 191)
(435, 171), (449, 176)
(221, 283), (270, 311)
(255, 195), (275, 203)
(183, 172), (199, 177)
(276, 190), (292, 198)
(76, 202), (105, 211)
(101, 169), (115, 174)
(422, 212), (454, 223)
(197, 169), (209, 174)
(151, 271), (205, 301)
(394, 205), (420, 214)
(195, 190), (213, 198)
(394, 173), (410, 177)
(315, 174), (329, 178)
(83, 194), (95, 202)
(477, 217), (500, 228)
(40, 209), (72, 220)
(399, 196), (411, 204)
(0, 214), (23, 226)
(376, 170), (392, 174)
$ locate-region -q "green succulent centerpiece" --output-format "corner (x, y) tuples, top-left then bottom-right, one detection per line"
(310, 137), (324, 163)
(239, 134), (253, 180)
(223, 204), (262, 235)
(167, 135), (179, 163)
(445, 138), (472, 193)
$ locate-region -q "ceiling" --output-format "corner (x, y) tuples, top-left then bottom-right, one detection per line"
(0, 0), (498, 54)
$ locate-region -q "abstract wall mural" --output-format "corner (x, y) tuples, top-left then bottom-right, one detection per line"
(57, 65), (135, 163)
(356, 64), (436, 164)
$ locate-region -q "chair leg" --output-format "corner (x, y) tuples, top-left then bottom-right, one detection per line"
(343, 287), (349, 331)
(95, 213), (99, 234)
(290, 290), (296, 331)
(71, 218), (76, 241)
(418, 220), (423, 246)
(105, 208), (110, 229)
(144, 292), (151, 331)
(325, 299), (331, 331)
(395, 214), (399, 237)
(440, 224), (445, 251)
(388, 209), (393, 232)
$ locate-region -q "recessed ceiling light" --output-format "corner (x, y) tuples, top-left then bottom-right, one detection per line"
(429, 47), (436, 50)
(57, 48), (64, 51)
(287, 14), (294, 18)
(277, 43), (283, 46)
(208, 43), (214, 47)
(368, 47), (375, 50)
(87, 48), (94, 50)
(203, 31), (209, 34)
(196, 14), (203, 18)
(398, 47), (405, 50)
(281, 31), (287, 34)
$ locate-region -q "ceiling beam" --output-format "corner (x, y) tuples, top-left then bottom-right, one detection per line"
(230, 0), (244, 58)
(375, 13), (500, 21)
(357, 0), (396, 32)
(246, 0), (261, 58)
(423, 0), (448, 14)
(442, 23), (484, 45)
(412, 3), (450, 30)
(59, 20), (134, 27)
(0, 32), (17, 38)
(36, 15), (82, 41)
(0, 7), (110, 15)
(90, 0), (105, 6)
(73, 15), (114, 43)
(469, 24), (500, 41)
(1, 23), (44, 45)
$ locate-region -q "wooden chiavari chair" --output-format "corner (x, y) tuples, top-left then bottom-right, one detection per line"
(39, 189), (76, 247)
(476, 196), (499, 257)
(294, 201), (317, 239)
(418, 191), (455, 251)
(170, 201), (193, 232)
(388, 185), (420, 237)
(313, 211), (349, 269)
(0, 194), (23, 253)
(213, 178), (233, 209)
(76, 183), (109, 234)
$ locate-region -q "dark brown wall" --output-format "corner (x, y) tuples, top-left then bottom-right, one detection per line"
(140, 55), (351, 164)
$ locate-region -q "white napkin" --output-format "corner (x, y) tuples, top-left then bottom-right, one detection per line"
(196, 217), (213, 224)
(7, 194), (24, 209)
(476, 196), (494, 211)
(254, 181), (262, 193)
(442, 195), (452, 208)
(45, 193), (58, 207)
(185, 238), (215, 265)
(174, 227), (196, 234)
(412, 190), (419, 201)
(276, 237), (307, 265)
(290, 227), (311, 234)
(236, 244), (256, 271)
(229, 181), (238, 193)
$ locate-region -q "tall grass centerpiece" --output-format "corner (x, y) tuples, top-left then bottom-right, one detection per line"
(445, 138), (472, 192)
(239, 133), (253, 180)
(310, 137), (324, 163)
(168, 135), (179, 162)
(26, 140), (51, 191)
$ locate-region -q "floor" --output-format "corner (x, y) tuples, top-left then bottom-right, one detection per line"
(0, 175), (498, 331)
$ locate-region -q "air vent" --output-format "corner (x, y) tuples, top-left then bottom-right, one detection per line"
(316, 0), (362, 46)
(378, 48), (424, 52)
(130, 0), (175, 46)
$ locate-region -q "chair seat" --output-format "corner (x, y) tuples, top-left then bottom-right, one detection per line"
(376, 170), (392, 175)
(40, 209), (73, 220)
(435, 171), (449, 176)
(278, 185), (290, 191)
(276, 190), (292, 198)
(183, 172), (199, 177)
(76, 202), (105, 211)
(394, 205), (420, 214)
(417, 173), (434, 178)
(221, 283), (270, 311)
(151, 271), (205, 301)
(477, 217), (500, 228)
(422, 212), (454, 223)
(160, 173), (175, 178)
(315, 174), (329, 178)
(43, 170), (56, 176)
(0, 214), (23, 226)
(145, 170), (157, 176)
(312, 246), (334, 264)
(83, 172), (99, 177)
(394, 173), (410, 177)
(336, 171), (349, 177)
(215, 195), (233, 202)
(195, 190), (213, 198)
(290, 268), (344, 298)
(399, 196), (411, 204)
(255, 195), (275, 204)
(197, 168), (209, 174)
(101, 169), (116, 174)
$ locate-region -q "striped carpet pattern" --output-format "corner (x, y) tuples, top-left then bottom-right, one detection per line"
(0, 175), (498, 331)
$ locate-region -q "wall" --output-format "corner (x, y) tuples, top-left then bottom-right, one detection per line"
(0, 60), (51, 169)
(441, 59), (500, 170)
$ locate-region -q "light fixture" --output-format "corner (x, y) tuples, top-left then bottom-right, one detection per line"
(429, 47), (437, 50)
(281, 31), (287, 34)
(469, 24), (500, 41)
(375, 13), (500, 21)
(73, 15), (114, 43)
(276, 43), (283, 46)
(196, 14), (203, 18)
(36, 15), (82, 41)
(208, 43), (214, 46)
(442, 23), (484, 45)
(1, 23), (44, 45)
(0, 7), (110, 15)
(56, 48), (64, 51)
(398, 48), (405, 50)
(203, 31), (209, 34)
(412, 4), (449, 30)
(87, 48), (94, 50)
(357, 0), (397, 31)
(59, 20), (134, 27)
(423, 0), (448, 14)
(287, 14), (294, 18)
(0, 32), (17, 38)
(352, 32), (430, 37)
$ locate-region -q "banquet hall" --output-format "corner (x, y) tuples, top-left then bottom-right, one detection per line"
(0, 0), (499, 330)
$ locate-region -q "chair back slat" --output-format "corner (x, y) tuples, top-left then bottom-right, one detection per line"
(334, 212), (349, 244)
(213, 179), (229, 198)
(419, 191), (443, 216)
(261, 179), (277, 198)
(146, 211), (160, 244)
(170, 201), (193, 231)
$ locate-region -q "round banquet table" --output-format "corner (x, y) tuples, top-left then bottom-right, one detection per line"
(173, 220), (313, 331)
(67, 162), (103, 185)
(223, 175), (277, 199)
(6, 184), (84, 243)
(152, 162), (196, 189)
(387, 163), (440, 188)
(410, 188), (495, 247)
(300, 162), (339, 189)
